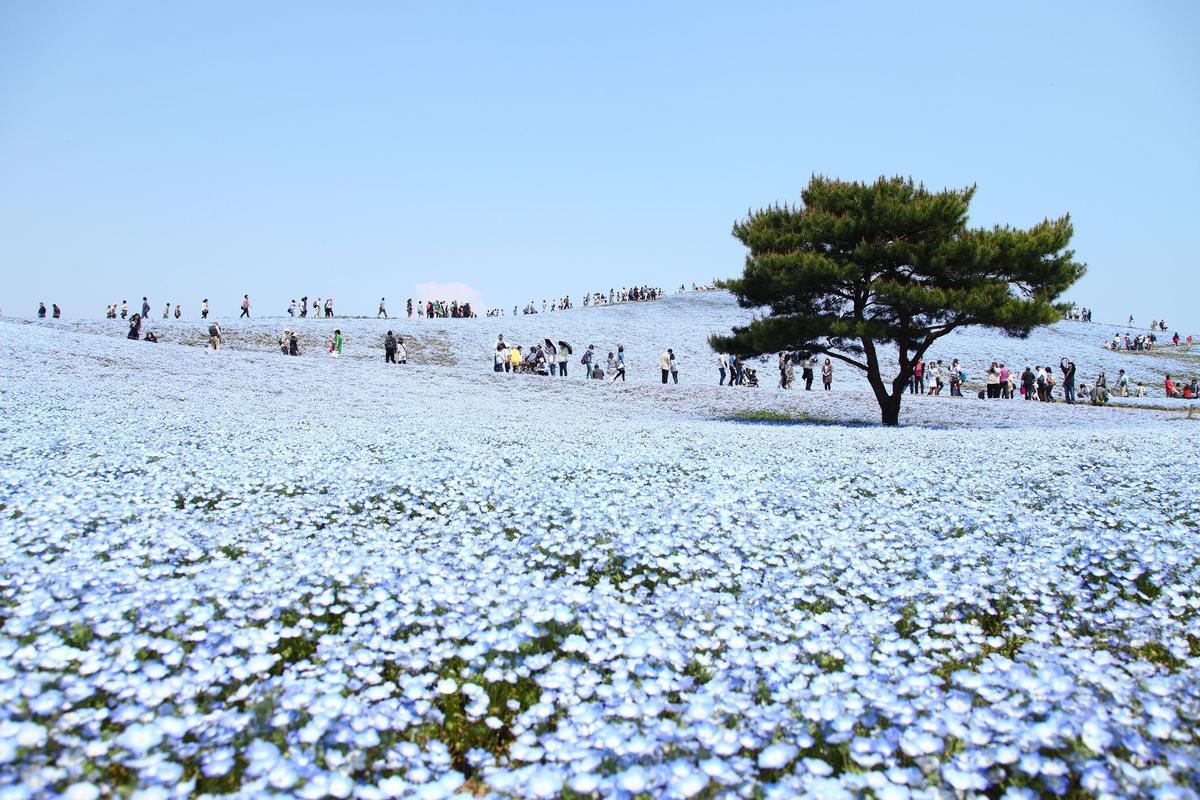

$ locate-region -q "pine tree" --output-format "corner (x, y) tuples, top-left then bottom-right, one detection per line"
(712, 176), (1085, 425)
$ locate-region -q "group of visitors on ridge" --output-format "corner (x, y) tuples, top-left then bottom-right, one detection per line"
(104, 297), (222, 320)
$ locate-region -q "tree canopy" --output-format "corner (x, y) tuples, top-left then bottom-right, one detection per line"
(711, 176), (1086, 425)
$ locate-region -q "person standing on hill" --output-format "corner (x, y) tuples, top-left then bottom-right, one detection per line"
(201, 299), (209, 319)
(325, 298), (334, 317)
(718, 353), (728, 386)
(407, 298), (413, 318)
(822, 358), (833, 390)
(208, 320), (222, 350)
(128, 313), (142, 340)
(174, 304), (181, 319)
(121, 300), (128, 319)
(37, 302), (47, 318)
(141, 297), (150, 319)
(661, 349), (671, 384)
(299, 296), (308, 318)
(396, 336), (408, 364)
(378, 298), (388, 318)
(163, 302), (170, 319)
(1060, 358), (1077, 404)
(778, 353), (789, 388)
(240, 294), (251, 318)
(384, 330), (398, 363)
(612, 345), (626, 382)
(289, 300), (296, 317)
(669, 349), (679, 384)
(52, 303), (61, 319)
(1021, 367), (1036, 400)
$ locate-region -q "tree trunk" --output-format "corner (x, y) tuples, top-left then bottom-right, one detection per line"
(880, 392), (903, 426)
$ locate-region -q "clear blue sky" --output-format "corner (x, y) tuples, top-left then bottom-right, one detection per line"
(2, 1), (1197, 327)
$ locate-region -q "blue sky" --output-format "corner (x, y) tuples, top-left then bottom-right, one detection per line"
(1, 1), (1197, 328)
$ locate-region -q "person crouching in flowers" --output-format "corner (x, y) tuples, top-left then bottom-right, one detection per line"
(329, 329), (343, 357)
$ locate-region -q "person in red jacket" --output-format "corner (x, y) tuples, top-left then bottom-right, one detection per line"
(1164, 375), (1177, 397)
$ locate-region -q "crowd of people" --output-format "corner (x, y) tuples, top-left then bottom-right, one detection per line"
(288, 297), (333, 318)
(105, 298), (213, 319)
(1066, 305), (1093, 322)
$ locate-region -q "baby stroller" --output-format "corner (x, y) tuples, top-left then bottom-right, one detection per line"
(744, 368), (759, 387)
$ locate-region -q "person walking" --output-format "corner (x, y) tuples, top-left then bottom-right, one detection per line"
(240, 294), (251, 318)
(660, 349), (671, 384)
(822, 358), (833, 390)
(378, 298), (388, 318)
(407, 298), (413, 318)
(52, 303), (61, 319)
(718, 352), (728, 386)
(612, 345), (626, 382)
(201, 299), (209, 320)
(208, 320), (222, 349)
(37, 302), (47, 318)
(324, 298), (333, 317)
(384, 330), (398, 363)
(142, 297), (151, 319)
(289, 300), (296, 317)
(299, 296), (308, 318)
(557, 343), (568, 377)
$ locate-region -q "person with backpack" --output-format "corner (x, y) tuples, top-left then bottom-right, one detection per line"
(38, 302), (47, 318)
(208, 321), (222, 350)
(384, 331), (397, 363)
(240, 294), (251, 318)
(581, 345), (595, 377)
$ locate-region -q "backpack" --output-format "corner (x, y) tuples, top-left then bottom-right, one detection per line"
(208, 324), (219, 337)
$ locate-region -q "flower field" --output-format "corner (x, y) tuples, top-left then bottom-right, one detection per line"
(1, 295), (1197, 798)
